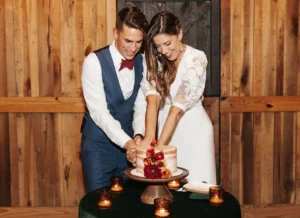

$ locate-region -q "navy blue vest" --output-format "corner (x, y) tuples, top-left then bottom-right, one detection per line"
(81, 46), (143, 145)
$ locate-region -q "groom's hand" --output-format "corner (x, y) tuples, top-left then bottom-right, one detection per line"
(124, 140), (137, 166)
(133, 134), (143, 145)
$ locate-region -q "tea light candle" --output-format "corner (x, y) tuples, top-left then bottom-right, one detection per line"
(167, 180), (180, 189)
(155, 208), (170, 217)
(98, 199), (112, 207)
(111, 184), (123, 192)
(154, 198), (170, 218)
(110, 176), (123, 192)
(209, 186), (224, 206)
(210, 195), (224, 204)
(98, 189), (112, 209)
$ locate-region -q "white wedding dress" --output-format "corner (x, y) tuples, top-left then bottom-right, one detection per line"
(141, 45), (216, 185)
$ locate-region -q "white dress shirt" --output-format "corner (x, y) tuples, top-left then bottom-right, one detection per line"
(81, 41), (146, 148)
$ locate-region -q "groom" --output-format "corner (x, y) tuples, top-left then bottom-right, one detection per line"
(80, 6), (148, 192)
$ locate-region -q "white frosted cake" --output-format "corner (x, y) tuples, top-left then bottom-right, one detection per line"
(136, 144), (177, 179)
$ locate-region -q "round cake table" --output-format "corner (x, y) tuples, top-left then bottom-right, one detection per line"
(79, 180), (242, 218)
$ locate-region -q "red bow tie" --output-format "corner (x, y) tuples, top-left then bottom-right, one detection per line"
(119, 59), (135, 71)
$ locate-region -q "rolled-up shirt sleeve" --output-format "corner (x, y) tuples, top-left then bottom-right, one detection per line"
(173, 51), (207, 112)
(81, 53), (131, 148)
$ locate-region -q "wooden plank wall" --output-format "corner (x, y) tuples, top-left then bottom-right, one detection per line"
(220, 0), (300, 210)
(0, 0), (116, 207)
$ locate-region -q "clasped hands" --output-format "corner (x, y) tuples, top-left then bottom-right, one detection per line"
(125, 135), (143, 166)
(125, 136), (154, 166)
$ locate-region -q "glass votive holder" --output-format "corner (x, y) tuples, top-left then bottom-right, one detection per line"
(167, 180), (181, 189)
(110, 176), (124, 192)
(154, 198), (170, 218)
(209, 186), (224, 206)
(98, 189), (112, 209)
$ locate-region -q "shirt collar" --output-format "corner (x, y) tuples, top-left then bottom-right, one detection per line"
(109, 40), (126, 68)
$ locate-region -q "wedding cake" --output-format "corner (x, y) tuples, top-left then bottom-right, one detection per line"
(135, 141), (177, 179)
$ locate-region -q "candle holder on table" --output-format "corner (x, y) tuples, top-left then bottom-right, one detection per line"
(97, 188), (112, 209)
(110, 176), (124, 192)
(167, 179), (181, 190)
(154, 198), (170, 218)
(209, 185), (224, 206)
(124, 167), (188, 205)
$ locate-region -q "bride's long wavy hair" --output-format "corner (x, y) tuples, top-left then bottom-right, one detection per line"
(145, 11), (182, 108)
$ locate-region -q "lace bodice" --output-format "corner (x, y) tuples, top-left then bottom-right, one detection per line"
(141, 45), (207, 111)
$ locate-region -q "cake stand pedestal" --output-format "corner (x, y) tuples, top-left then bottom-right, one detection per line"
(124, 167), (189, 205)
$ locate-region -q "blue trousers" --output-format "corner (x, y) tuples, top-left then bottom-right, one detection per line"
(81, 135), (129, 192)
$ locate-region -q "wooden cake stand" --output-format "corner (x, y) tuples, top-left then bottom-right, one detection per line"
(124, 167), (189, 205)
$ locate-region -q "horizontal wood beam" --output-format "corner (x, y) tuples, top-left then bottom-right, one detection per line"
(0, 97), (86, 113)
(0, 97), (219, 113)
(221, 96), (300, 113)
(2, 96), (300, 113)
(0, 207), (77, 218)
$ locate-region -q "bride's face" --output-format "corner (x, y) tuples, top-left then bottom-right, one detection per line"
(153, 32), (182, 62)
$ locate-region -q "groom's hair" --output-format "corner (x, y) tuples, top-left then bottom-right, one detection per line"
(116, 6), (149, 34)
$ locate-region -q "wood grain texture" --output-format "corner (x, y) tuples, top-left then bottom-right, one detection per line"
(0, 97), (218, 113)
(0, 0), (114, 207)
(220, 0), (300, 207)
(0, 0), (10, 207)
(220, 0), (231, 192)
(252, 0), (275, 205)
(106, 0), (116, 45)
(297, 0), (300, 205)
(230, 0), (245, 202)
(221, 96), (300, 113)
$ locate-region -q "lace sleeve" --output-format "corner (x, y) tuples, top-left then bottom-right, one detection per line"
(140, 59), (159, 97)
(173, 52), (207, 111)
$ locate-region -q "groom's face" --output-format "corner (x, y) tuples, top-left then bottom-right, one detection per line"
(114, 24), (144, 60)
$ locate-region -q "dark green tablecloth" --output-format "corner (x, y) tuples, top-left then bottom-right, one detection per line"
(79, 181), (241, 218)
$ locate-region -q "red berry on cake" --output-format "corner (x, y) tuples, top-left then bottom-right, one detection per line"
(150, 140), (158, 147)
(146, 148), (155, 158)
(154, 151), (164, 160)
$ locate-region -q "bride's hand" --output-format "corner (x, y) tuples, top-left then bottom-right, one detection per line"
(139, 137), (153, 147)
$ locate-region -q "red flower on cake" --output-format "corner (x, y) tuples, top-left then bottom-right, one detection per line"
(143, 158), (151, 166)
(161, 167), (171, 179)
(144, 165), (162, 179)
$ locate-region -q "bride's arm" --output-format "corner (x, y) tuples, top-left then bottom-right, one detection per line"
(140, 94), (160, 146)
(158, 105), (184, 145)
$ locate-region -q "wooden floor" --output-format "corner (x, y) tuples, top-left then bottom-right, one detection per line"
(1, 205), (300, 218)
